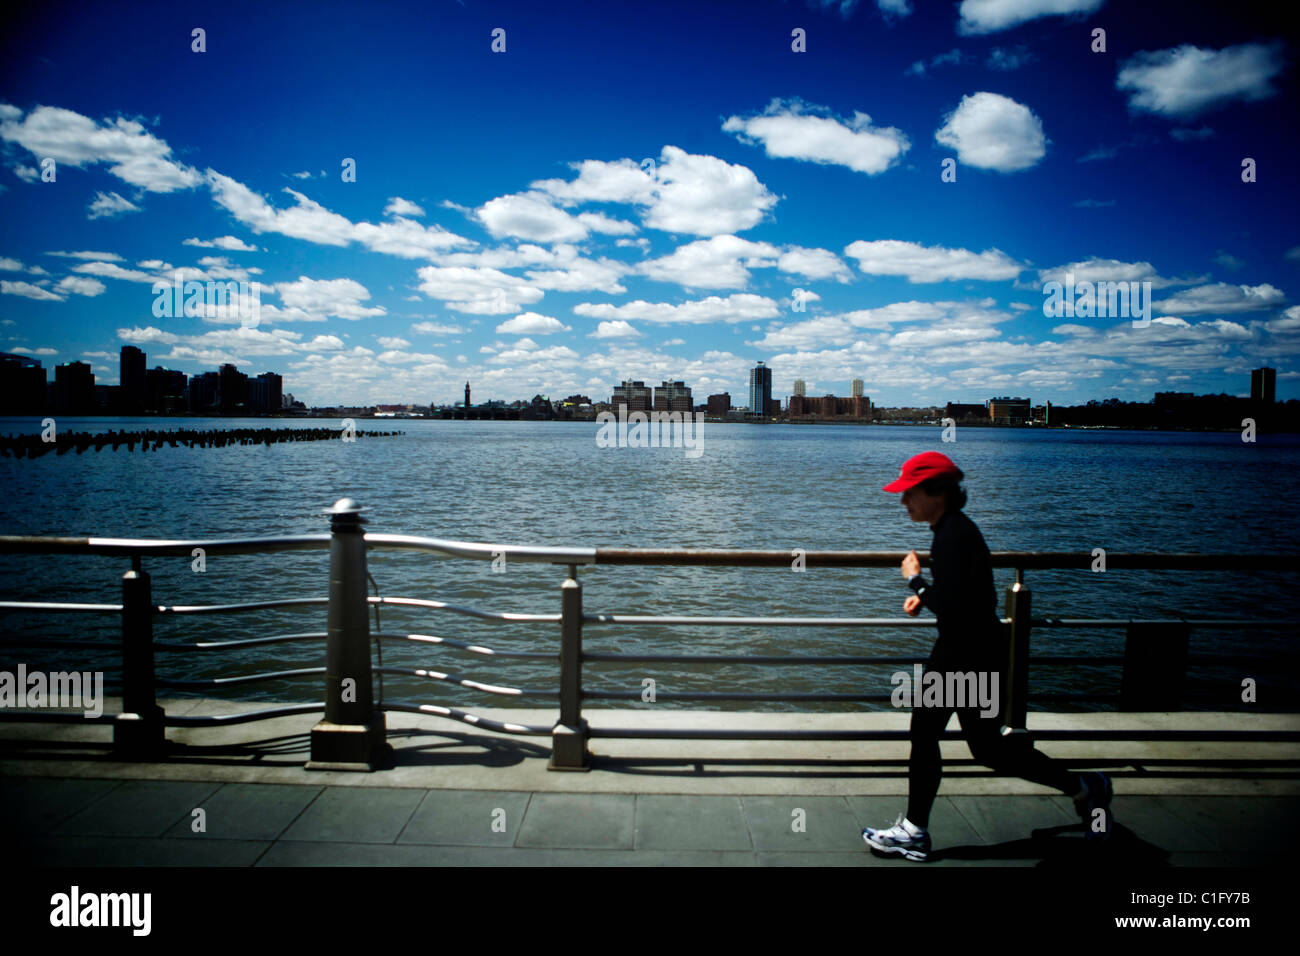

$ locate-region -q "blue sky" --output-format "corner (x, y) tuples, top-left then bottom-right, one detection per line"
(1, 0), (1296, 407)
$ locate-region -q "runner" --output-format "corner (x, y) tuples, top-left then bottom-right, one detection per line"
(861, 451), (1113, 861)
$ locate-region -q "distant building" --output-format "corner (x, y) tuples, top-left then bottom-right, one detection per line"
(749, 362), (772, 417)
(0, 352), (47, 415)
(851, 378), (864, 398)
(54, 361), (95, 415)
(146, 366), (188, 415)
(988, 396), (1030, 424)
(189, 371), (220, 413)
(654, 380), (693, 411)
(120, 346), (146, 414)
(465, 381), (471, 408)
(1251, 367), (1276, 403)
(611, 379), (652, 411)
(249, 372), (283, 414)
(789, 393), (872, 419)
(792, 378), (807, 397)
(707, 392), (731, 417)
(218, 363), (248, 414)
(945, 402), (988, 421)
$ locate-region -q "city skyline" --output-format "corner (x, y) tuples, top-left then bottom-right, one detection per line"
(1, 1), (1296, 409)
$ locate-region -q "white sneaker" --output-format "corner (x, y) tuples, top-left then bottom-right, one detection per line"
(862, 813), (931, 861)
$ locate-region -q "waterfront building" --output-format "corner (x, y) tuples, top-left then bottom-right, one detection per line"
(54, 361), (94, 415)
(611, 379), (652, 412)
(654, 380), (693, 411)
(988, 396), (1031, 424)
(748, 362), (772, 418)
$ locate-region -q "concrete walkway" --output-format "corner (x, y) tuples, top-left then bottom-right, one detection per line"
(3, 698), (1297, 866)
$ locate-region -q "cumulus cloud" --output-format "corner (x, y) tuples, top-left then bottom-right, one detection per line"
(589, 320), (642, 339)
(1035, 258), (1205, 290)
(1117, 43), (1286, 119)
(385, 196), (426, 218)
(722, 99), (909, 175)
(640, 235), (780, 289)
(844, 239), (1024, 282)
(957, 0), (1103, 35)
(934, 92), (1046, 171)
(183, 235), (258, 251)
(0, 104), (201, 192)
(87, 190), (139, 219)
(495, 312), (571, 335)
(415, 265), (545, 314)
(55, 275), (106, 297)
(272, 277), (386, 321)
(1152, 283), (1286, 316)
(574, 293), (780, 325)
(1, 280), (63, 301)
(411, 321), (465, 335)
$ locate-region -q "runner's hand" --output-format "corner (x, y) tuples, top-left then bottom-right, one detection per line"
(904, 594), (922, 616)
(901, 550), (921, 579)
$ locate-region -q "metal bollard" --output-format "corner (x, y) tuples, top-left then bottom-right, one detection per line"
(1002, 572), (1032, 732)
(307, 498), (390, 771)
(114, 558), (166, 757)
(550, 564), (590, 770)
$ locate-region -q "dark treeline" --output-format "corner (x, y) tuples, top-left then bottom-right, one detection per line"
(0, 426), (405, 459)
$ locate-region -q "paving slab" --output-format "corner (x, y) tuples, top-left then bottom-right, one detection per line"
(0, 775), (123, 835)
(513, 792), (635, 849)
(397, 789), (531, 846)
(741, 795), (861, 851)
(20, 835), (270, 866)
(633, 794), (752, 851)
(278, 786), (424, 844)
(50, 779), (222, 838)
(162, 783), (323, 841)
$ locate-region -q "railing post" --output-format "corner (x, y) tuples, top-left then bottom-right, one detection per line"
(114, 557), (166, 757)
(550, 563), (589, 770)
(1002, 570), (1031, 732)
(1121, 622), (1189, 710)
(307, 498), (390, 771)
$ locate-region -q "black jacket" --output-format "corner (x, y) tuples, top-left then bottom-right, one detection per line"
(908, 508), (1002, 666)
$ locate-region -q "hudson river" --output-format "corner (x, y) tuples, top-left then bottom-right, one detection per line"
(2, 418), (1298, 712)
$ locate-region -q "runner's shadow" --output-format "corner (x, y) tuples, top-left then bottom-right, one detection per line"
(924, 822), (1169, 866)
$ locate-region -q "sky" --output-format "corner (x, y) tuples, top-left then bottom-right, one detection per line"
(0, 0), (1296, 408)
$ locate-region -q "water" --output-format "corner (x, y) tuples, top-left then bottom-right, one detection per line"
(2, 417), (1298, 714)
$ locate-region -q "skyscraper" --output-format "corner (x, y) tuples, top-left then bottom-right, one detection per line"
(121, 346), (146, 413)
(749, 361), (772, 416)
(793, 378), (806, 397)
(1251, 367), (1276, 403)
(851, 378), (864, 398)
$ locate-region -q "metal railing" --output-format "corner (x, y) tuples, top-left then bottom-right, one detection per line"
(1, 498), (1297, 771)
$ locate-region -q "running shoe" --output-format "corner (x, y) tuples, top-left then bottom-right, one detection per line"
(862, 813), (931, 861)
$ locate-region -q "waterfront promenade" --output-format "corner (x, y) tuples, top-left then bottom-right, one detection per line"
(3, 697), (1295, 867)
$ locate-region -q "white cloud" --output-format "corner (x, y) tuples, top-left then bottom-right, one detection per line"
(0, 257), (23, 271)
(934, 92), (1046, 172)
(411, 321), (465, 335)
(377, 336), (411, 349)
(906, 49), (964, 76)
(206, 171), (473, 258)
(574, 293), (780, 325)
(722, 99), (909, 175)
(957, 0), (1104, 35)
(385, 197), (426, 218)
(415, 265), (544, 314)
(777, 247), (853, 283)
(844, 239), (1024, 282)
(496, 312), (571, 335)
(0, 105), (201, 192)
(1, 280), (62, 301)
(1117, 43), (1286, 119)
(73, 260), (163, 283)
(55, 275), (106, 297)
(12, 164), (39, 183)
(183, 235), (258, 251)
(1035, 258), (1205, 290)
(477, 191), (594, 243)
(87, 190), (140, 219)
(641, 235), (780, 289)
(46, 250), (125, 261)
(589, 320), (642, 339)
(274, 276), (386, 321)
(1153, 283), (1286, 315)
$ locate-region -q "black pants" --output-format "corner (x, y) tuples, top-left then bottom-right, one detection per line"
(905, 651), (1078, 829)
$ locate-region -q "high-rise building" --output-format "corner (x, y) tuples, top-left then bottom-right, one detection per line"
(121, 346), (146, 413)
(218, 363), (248, 414)
(0, 352), (47, 415)
(792, 378), (806, 397)
(851, 378), (864, 398)
(54, 361), (95, 415)
(146, 367), (187, 414)
(189, 371), (219, 413)
(1251, 367), (1276, 403)
(249, 372), (283, 414)
(654, 380), (693, 411)
(611, 379), (652, 411)
(749, 362), (772, 417)
(465, 381), (471, 408)
(707, 393), (731, 417)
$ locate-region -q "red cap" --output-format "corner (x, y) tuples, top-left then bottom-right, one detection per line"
(882, 451), (963, 492)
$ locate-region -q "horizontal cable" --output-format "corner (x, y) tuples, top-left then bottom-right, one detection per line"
(158, 598), (327, 615)
(381, 700), (551, 735)
(582, 653), (926, 664)
(0, 601), (121, 613)
(586, 727), (1300, 741)
(0, 534), (329, 557)
(155, 667), (324, 688)
(376, 632), (554, 659)
(166, 702), (325, 726)
(369, 595), (557, 623)
(585, 614), (940, 627)
(180, 632), (328, 650)
(364, 532), (596, 565)
(375, 666), (555, 698)
(594, 549), (1300, 570)
(582, 690), (895, 702)
(1033, 618), (1300, 628)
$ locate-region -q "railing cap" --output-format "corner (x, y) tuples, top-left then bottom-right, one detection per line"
(325, 498), (364, 517)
